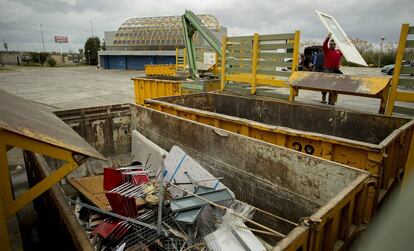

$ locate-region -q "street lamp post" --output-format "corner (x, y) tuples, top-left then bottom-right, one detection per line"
(87, 50), (91, 65)
(378, 37), (386, 68)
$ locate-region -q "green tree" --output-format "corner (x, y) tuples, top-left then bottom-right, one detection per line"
(29, 52), (49, 65)
(84, 36), (101, 65)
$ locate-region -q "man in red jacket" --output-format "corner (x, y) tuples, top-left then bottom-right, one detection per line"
(322, 33), (343, 105)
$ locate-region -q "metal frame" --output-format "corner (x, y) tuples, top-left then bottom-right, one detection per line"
(0, 130), (88, 250)
(181, 10), (223, 79)
(220, 31), (300, 94)
(0, 89), (103, 250)
(113, 14), (220, 50)
(315, 10), (368, 66)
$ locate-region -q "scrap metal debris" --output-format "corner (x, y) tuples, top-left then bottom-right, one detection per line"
(69, 131), (290, 251)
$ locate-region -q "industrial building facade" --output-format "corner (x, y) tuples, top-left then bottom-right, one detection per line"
(98, 14), (226, 70)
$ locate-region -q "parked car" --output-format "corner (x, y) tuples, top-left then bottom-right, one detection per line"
(381, 60), (414, 75)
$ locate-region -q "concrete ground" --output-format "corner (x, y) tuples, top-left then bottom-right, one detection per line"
(0, 66), (145, 110)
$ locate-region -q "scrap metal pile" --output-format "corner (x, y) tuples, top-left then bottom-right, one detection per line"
(70, 131), (290, 251)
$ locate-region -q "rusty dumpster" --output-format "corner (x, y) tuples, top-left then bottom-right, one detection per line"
(144, 92), (414, 220)
(24, 104), (370, 251)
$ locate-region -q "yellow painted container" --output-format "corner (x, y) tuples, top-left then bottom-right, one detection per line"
(144, 64), (176, 77)
(145, 92), (414, 221)
(132, 77), (221, 105)
(25, 103), (370, 251)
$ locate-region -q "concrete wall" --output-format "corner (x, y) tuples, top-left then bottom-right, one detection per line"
(0, 51), (23, 65)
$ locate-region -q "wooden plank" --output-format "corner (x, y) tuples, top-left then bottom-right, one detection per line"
(259, 43), (293, 50)
(409, 26), (414, 34)
(228, 35), (253, 42)
(395, 91), (414, 102)
(256, 77), (290, 87)
(403, 53), (414, 61)
(258, 61), (292, 68)
(227, 51), (252, 58)
(259, 33), (295, 41)
(68, 176), (110, 210)
(394, 106), (414, 116)
(398, 78), (414, 88)
(228, 67), (252, 74)
(259, 52), (292, 60)
(257, 69), (277, 76)
(227, 43), (253, 51)
(257, 69), (291, 77)
(258, 60), (284, 67)
(406, 40), (414, 48)
(400, 66), (414, 74)
(226, 74), (252, 83)
(227, 58), (251, 66)
(257, 70), (292, 77)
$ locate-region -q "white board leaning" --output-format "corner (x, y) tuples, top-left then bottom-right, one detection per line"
(316, 10), (368, 67)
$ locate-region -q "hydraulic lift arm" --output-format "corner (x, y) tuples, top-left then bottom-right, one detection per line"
(181, 10), (223, 79)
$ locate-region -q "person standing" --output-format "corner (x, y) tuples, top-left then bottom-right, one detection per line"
(323, 33), (343, 105)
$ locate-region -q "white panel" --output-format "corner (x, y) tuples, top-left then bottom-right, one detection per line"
(316, 10), (368, 66)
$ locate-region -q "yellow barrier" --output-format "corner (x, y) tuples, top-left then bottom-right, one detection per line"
(133, 77), (221, 105)
(144, 64), (176, 77)
(220, 31), (300, 94)
(386, 23), (414, 115)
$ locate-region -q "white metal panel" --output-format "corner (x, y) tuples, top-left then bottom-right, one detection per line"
(316, 10), (368, 66)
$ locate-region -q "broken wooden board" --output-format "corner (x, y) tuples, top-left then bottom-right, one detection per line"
(68, 175), (111, 210)
(289, 71), (390, 96)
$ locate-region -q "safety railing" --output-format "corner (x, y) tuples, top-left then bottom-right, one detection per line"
(220, 31), (300, 94)
(385, 24), (414, 115)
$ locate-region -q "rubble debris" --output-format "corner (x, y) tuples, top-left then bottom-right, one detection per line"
(68, 134), (292, 250)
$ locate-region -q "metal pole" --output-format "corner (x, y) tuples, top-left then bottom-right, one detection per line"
(378, 37), (385, 68)
(90, 20), (94, 37)
(157, 164), (165, 234)
(87, 50), (90, 65)
(40, 24), (45, 52)
(67, 198), (160, 231)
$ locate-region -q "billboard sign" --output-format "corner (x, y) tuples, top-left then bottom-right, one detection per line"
(54, 36), (68, 43)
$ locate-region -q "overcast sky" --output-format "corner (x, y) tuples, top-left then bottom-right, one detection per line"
(0, 0), (413, 52)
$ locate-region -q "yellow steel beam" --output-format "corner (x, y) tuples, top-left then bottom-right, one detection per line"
(220, 35), (227, 91)
(4, 158), (79, 217)
(385, 24), (409, 115)
(292, 30), (300, 72)
(0, 144), (13, 209)
(0, 130), (73, 162)
(0, 197), (11, 251)
(395, 91), (414, 102)
(251, 33), (259, 94)
(288, 30), (300, 101)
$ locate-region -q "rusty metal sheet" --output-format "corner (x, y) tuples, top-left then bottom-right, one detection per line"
(289, 71), (390, 96)
(0, 89), (105, 160)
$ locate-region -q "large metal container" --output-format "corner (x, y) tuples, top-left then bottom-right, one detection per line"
(132, 77), (220, 105)
(25, 104), (370, 251)
(145, 92), (414, 220)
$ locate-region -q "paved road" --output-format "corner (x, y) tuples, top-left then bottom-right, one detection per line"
(0, 66), (144, 110)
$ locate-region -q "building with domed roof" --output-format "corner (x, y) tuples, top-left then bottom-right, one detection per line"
(98, 14), (226, 70)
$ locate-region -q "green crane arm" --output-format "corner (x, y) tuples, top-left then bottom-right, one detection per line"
(181, 10), (222, 79)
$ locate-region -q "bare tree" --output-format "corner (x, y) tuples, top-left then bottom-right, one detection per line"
(349, 37), (373, 54)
